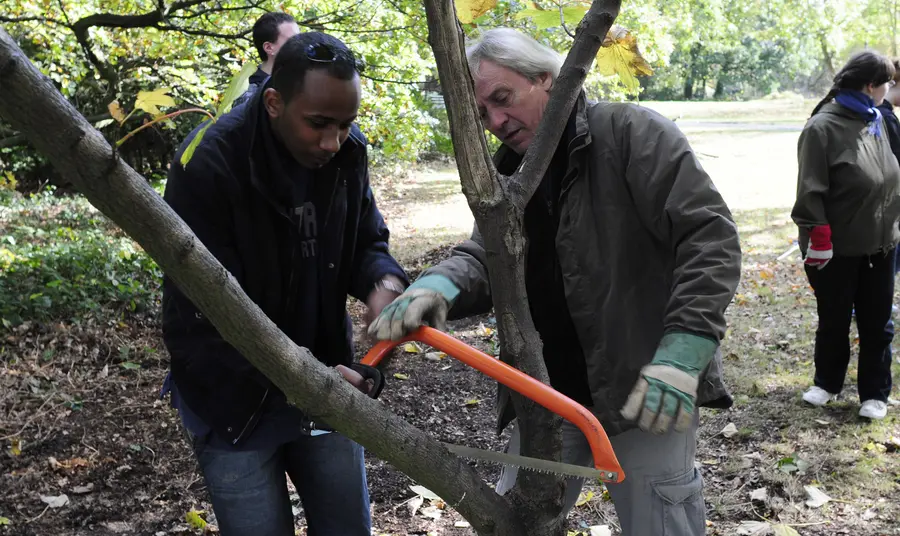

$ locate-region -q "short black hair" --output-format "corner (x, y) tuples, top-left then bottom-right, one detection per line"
(269, 32), (363, 103)
(252, 11), (296, 62)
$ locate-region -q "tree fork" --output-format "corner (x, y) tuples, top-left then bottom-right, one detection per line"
(422, 0), (621, 533)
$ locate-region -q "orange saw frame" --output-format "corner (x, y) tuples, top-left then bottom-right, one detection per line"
(361, 327), (624, 483)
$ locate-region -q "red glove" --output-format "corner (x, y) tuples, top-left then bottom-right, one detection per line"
(805, 225), (832, 269)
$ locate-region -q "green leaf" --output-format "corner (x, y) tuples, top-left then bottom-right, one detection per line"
(562, 6), (589, 26)
(514, 5), (587, 29)
(514, 8), (560, 29)
(134, 88), (176, 116)
(773, 525), (801, 536)
(393, 373), (410, 380)
(179, 122), (212, 168)
(216, 62), (257, 118)
(409, 485), (441, 500)
(0, 516), (10, 525)
(119, 362), (141, 370)
(185, 509), (207, 530)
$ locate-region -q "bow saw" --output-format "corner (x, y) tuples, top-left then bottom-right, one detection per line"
(362, 327), (624, 483)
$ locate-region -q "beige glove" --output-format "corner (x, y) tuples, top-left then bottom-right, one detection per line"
(367, 288), (450, 340)
(367, 275), (460, 340)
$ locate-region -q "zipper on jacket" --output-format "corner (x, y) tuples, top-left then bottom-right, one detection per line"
(232, 388), (269, 445)
(322, 168), (341, 234)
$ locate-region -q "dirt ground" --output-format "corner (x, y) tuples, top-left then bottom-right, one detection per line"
(2, 227), (899, 535)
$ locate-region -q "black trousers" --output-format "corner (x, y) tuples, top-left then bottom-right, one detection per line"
(805, 250), (895, 402)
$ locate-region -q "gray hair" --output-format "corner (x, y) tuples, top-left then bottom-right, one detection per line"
(466, 28), (563, 82)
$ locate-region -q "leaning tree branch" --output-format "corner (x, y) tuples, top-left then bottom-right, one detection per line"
(154, 24), (251, 40)
(422, 0), (498, 203)
(361, 74), (430, 85)
(318, 24), (419, 34)
(0, 27), (525, 536)
(167, 0), (267, 20)
(0, 16), (66, 25)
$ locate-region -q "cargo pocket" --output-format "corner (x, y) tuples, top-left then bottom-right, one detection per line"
(652, 468), (705, 536)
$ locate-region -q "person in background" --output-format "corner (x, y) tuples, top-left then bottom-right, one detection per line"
(879, 60), (900, 280)
(232, 11), (301, 108)
(369, 28), (741, 536)
(793, 50), (900, 420)
(161, 32), (407, 535)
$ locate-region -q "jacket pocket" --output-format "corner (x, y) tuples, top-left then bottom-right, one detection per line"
(652, 468), (705, 536)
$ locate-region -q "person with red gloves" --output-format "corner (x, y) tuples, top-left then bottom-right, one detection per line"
(793, 50), (900, 420)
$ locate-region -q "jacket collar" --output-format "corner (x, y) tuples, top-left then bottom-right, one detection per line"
(820, 101), (867, 122)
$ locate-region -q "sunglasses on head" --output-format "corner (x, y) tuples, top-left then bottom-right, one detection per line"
(305, 43), (366, 73)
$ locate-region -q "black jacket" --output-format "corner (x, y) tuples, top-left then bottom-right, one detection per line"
(232, 67), (268, 109)
(878, 100), (900, 163)
(162, 87), (407, 445)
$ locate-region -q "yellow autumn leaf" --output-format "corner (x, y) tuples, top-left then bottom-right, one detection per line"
(9, 437), (21, 456)
(393, 372), (410, 380)
(595, 26), (653, 93)
(134, 87), (176, 116)
(107, 100), (126, 124)
(402, 342), (422, 354)
(456, 0), (497, 24)
(575, 490), (594, 506)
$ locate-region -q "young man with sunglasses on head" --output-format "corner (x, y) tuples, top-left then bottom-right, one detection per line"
(160, 32), (407, 535)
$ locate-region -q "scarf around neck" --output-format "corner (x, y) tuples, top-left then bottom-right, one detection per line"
(834, 89), (883, 137)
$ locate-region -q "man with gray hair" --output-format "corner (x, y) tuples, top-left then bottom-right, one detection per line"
(369, 27), (741, 535)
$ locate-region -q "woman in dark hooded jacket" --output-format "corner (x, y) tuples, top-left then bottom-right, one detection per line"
(792, 50), (900, 420)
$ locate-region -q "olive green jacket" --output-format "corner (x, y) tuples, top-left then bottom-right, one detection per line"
(792, 102), (900, 256)
(423, 96), (742, 436)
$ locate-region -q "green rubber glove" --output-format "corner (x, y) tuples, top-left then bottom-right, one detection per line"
(367, 275), (460, 341)
(620, 332), (717, 435)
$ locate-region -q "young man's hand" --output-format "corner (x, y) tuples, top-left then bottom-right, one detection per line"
(336, 364), (374, 395)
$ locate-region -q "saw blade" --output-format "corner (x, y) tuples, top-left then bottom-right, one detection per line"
(443, 443), (619, 482)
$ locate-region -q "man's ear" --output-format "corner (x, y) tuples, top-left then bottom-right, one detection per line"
(263, 88), (284, 119)
(537, 71), (553, 92)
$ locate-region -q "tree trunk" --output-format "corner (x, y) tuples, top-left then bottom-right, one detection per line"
(892, 0), (898, 57)
(0, 26), (522, 536)
(819, 34), (835, 79)
(421, 0), (620, 533)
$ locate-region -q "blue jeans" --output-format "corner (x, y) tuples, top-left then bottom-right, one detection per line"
(189, 431), (371, 536)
